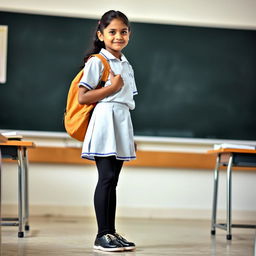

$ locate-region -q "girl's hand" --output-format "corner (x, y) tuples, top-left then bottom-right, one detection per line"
(110, 70), (123, 92)
(78, 70), (124, 105)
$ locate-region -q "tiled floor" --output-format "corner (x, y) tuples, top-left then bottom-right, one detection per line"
(1, 216), (255, 256)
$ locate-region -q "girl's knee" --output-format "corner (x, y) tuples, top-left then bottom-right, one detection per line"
(100, 172), (117, 187)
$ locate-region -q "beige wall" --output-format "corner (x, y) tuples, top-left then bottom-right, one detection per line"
(0, 0), (256, 29)
(2, 134), (256, 220)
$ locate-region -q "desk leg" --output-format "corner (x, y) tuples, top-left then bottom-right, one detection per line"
(0, 149), (2, 244)
(254, 232), (256, 256)
(211, 154), (220, 235)
(17, 147), (25, 238)
(23, 148), (30, 231)
(226, 154), (233, 240)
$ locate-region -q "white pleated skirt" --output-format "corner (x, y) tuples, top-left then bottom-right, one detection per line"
(81, 102), (136, 161)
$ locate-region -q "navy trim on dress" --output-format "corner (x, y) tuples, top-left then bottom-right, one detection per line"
(79, 81), (94, 90)
(100, 52), (110, 61)
(81, 152), (136, 161)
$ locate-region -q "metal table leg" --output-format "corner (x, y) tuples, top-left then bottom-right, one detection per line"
(23, 148), (30, 231)
(17, 147), (25, 238)
(226, 154), (233, 240)
(0, 149), (2, 243)
(211, 154), (220, 235)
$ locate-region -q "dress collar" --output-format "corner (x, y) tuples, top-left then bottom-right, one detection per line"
(100, 48), (128, 63)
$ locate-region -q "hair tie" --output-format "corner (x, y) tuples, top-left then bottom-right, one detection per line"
(98, 20), (101, 25)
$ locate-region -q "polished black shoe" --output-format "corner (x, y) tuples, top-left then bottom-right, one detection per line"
(94, 234), (124, 252)
(114, 233), (136, 251)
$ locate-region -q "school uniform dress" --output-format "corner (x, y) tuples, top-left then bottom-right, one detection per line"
(78, 48), (138, 161)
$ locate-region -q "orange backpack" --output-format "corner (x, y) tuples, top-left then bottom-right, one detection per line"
(64, 54), (110, 141)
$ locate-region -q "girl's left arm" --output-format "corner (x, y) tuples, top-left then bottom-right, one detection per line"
(78, 71), (123, 105)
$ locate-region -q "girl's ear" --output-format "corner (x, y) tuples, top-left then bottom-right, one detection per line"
(97, 31), (104, 42)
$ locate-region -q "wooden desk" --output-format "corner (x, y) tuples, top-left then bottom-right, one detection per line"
(0, 140), (35, 237)
(0, 135), (7, 143)
(0, 134), (7, 239)
(208, 148), (256, 240)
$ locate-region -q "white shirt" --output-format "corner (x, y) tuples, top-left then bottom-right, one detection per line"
(78, 48), (138, 110)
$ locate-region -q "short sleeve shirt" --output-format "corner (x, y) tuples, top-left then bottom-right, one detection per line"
(78, 48), (138, 110)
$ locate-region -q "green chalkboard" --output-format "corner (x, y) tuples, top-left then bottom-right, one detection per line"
(0, 11), (256, 140)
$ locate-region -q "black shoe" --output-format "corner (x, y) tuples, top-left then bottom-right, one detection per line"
(94, 234), (124, 252)
(114, 233), (136, 251)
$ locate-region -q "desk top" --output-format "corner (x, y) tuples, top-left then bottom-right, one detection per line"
(208, 148), (256, 154)
(0, 140), (35, 148)
(0, 134), (7, 143)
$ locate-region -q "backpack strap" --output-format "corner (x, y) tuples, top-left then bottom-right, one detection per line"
(91, 53), (111, 87)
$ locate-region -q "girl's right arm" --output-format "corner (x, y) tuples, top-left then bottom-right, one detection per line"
(78, 71), (123, 105)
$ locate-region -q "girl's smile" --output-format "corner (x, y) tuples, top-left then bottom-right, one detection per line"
(97, 18), (130, 59)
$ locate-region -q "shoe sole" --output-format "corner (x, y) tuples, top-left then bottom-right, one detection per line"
(93, 245), (124, 252)
(124, 246), (136, 251)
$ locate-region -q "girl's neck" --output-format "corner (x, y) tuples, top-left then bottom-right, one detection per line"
(106, 48), (122, 60)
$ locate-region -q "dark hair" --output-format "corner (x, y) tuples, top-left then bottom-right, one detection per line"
(83, 10), (131, 63)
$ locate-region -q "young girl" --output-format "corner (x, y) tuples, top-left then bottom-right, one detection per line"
(78, 10), (137, 252)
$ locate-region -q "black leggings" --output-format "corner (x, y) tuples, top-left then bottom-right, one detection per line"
(94, 156), (123, 237)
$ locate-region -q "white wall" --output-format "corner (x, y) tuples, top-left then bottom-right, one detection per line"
(2, 160), (256, 220)
(1, 1), (256, 220)
(0, 0), (256, 29)
(2, 134), (256, 220)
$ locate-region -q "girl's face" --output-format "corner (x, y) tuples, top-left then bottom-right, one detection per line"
(97, 18), (130, 59)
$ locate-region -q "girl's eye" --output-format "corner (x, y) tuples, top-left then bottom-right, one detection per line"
(122, 31), (128, 35)
(109, 31), (115, 35)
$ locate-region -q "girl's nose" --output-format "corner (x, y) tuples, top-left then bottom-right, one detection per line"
(116, 33), (122, 39)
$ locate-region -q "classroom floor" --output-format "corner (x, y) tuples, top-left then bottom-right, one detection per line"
(1, 216), (255, 256)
